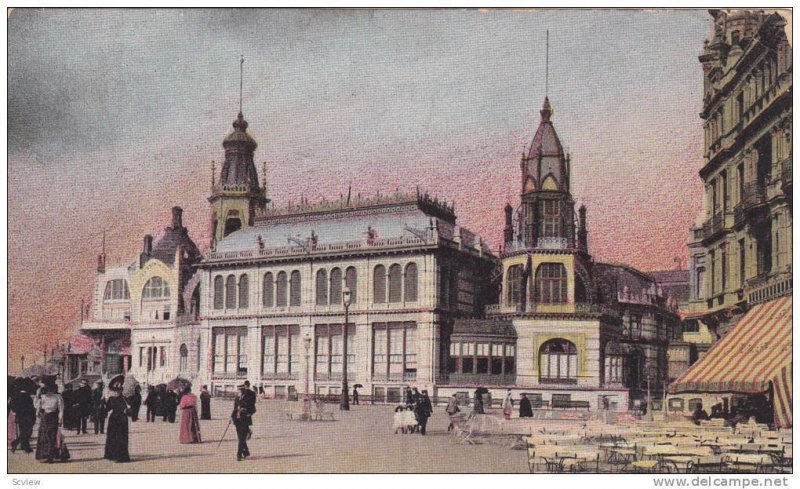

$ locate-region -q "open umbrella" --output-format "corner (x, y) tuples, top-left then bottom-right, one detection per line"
(353, 384), (364, 389)
(122, 375), (140, 397)
(166, 377), (191, 391)
(475, 387), (489, 395)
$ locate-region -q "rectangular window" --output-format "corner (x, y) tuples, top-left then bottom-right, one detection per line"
(721, 245), (728, 290)
(540, 200), (561, 238)
(372, 322), (417, 380)
(739, 238), (746, 286)
(212, 327), (247, 375)
(262, 331), (275, 374)
(314, 324), (354, 378)
(139, 347), (144, 368)
(631, 315), (642, 339)
(159, 346), (166, 367)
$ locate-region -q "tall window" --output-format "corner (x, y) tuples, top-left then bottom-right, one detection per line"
(629, 314), (643, 339)
(739, 238), (746, 286)
(506, 265), (522, 305)
(721, 245), (728, 290)
(289, 270), (301, 306)
(535, 263), (568, 303)
(262, 272), (274, 307)
(179, 344), (188, 372)
(388, 264), (402, 303)
(539, 339), (578, 384)
(404, 263), (418, 302)
(709, 250), (716, 295)
(225, 275), (236, 309)
(239, 275), (249, 309)
(142, 276), (170, 299)
(316, 269), (328, 305)
(539, 199), (561, 238)
(373, 265), (386, 303)
(214, 276), (224, 309)
(696, 266), (706, 300)
(605, 355), (624, 384)
(372, 322), (417, 380)
(449, 341), (515, 376)
(276, 272), (288, 307)
(345, 267), (357, 304)
(212, 327), (247, 376)
(330, 268), (342, 305)
(261, 325), (300, 377)
(104, 279), (130, 300)
(315, 324), (354, 379)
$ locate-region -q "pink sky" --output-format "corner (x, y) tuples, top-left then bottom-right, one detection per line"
(8, 9), (710, 370)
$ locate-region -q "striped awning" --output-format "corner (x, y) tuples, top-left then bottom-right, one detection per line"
(670, 297), (792, 427)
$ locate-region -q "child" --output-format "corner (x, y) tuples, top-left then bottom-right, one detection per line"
(393, 406), (407, 434)
(403, 406), (418, 434)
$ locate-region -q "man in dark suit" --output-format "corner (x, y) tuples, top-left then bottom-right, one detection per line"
(232, 383), (255, 461)
(91, 381), (108, 434)
(74, 379), (93, 434)
(10, 388), (35, 453)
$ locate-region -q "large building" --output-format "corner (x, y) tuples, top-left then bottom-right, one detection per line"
(670, 10), (792, 427)
(439, 97), (681, 411)
(68, 110), (498, 402)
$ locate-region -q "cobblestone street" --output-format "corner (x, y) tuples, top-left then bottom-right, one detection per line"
(9, 400), (527, 473)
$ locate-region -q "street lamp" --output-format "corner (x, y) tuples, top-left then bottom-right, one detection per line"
(340, 287), (352, 411)
(302, 333), (312, 420)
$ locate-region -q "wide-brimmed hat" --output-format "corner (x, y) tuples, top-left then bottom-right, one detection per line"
(243, 380), (251, 387)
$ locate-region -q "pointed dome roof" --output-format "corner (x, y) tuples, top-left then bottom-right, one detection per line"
(223, 112), (257, 151)
(526, 97), (564, 160)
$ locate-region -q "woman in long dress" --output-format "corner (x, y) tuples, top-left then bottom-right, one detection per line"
(34, 383), (64, 463)
(178, 386), (201, 444)
(502, 390), (513, 420)
(199, 385), (211, 420)
(104, 386), (131, 462)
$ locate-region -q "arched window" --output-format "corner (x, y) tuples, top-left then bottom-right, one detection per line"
(539, 339), (577, 384)
(404, 263), (418, 302)
(263, 272), (274, 307)
(104, 279), (130, 300)
(506, 265), (523, 305)
(373, 265), (386, 303)
(388, 264), (402, 303)
(142, 276), (170, 299)
(330, 268), (343, 306)
(238, 275), (249, 309)
(191, 284), (200, 317)
(289, 270), (301, 306)
(345, 267), (357, 304)
(276, 272), (288, 307)
(213, 276), (224, 310)
(179, 343), (188, 372)
(535, 263), (568, 304)
(225, 275), (237, 309)
(316, 269), (328, 305)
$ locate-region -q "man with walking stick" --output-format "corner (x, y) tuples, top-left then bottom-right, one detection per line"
(231, 383), (255, 461)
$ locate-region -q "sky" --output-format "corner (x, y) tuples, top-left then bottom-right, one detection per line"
(8, 8), (713, 370)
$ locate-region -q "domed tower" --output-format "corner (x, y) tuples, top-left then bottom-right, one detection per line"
(517, 97), (576, 248)
(208, 111), (269, 244)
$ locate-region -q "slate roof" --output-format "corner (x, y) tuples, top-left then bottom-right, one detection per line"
(526, 97), (565, 159)
(452, 318), (517, 338)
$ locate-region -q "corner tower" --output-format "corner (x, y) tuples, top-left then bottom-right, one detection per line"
(208, 111), (269, 245)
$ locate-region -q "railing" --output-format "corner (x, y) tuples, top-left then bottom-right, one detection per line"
(208, 234), (436, 262)
(746, 272), (792, 305)
(372, 372), (417, 382)
(485, 302), (617, 316)
(539, 377), (578, 385)
(438, 373), (516, 386)
(260, 372), (299, 381)
(702, 211), (725, 240)
(536, 237), (569, 250)
(740, 181), (768, 210)
(211, 371), (249, 380)
(314, 372), (343, 381)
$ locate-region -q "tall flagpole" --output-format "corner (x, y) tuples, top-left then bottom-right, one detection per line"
(239, 55), (244, 114)
(545, 30), (549, 97)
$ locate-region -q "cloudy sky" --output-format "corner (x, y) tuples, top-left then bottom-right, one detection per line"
(9, 8), (712, 369)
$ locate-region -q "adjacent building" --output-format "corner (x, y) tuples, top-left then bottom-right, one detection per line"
(670, 10), (792, 427)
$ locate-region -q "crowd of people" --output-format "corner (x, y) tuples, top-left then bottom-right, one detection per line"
(7, 377), (218, 464)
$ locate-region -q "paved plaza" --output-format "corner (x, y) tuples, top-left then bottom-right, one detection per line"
(9, 399), (527, 473)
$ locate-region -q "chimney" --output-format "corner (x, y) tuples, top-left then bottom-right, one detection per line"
(578, 205), (588, 251)
(172, 206), (183, 229)
(143, 234), (153, 255)
(503, 203), (514, 245)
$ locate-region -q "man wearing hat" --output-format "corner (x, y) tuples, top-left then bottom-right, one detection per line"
(232, 383), (255, 461)
(414, 389), (433, 436)
(74, 379), (93, 435)
(91, 381), (107, 434)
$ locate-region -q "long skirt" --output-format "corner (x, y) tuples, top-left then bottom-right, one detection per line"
(179, 407), (201, 444)
(35, 412), (59, 461)
(200, 398), (211, 420)
(104, 414), (130, 462)
(8, 412), (16, 448)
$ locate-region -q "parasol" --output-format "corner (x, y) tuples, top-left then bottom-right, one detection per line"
(122, 375), (140, 397)
(20, 364), (56, 378)
(353, 384), (363, 389)
(166, 377), (191, 391)
(474, 387), (489, 395)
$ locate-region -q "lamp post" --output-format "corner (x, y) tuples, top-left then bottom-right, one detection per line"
(340, 287), (352, 411)
(20, 355), (25, 373)
(146, 335), (155, 387)
(302, 333), (312, 420)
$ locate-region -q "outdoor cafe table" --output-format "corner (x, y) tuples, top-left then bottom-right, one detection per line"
(598, 442), (638, 466)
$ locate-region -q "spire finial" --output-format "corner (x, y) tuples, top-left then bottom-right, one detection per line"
(239, 55), (244, 115)
(545, 30), (549, 98)
(262, 161), (268, 193)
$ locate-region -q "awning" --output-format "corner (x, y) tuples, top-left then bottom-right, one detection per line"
(670, 297), (792, 427)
